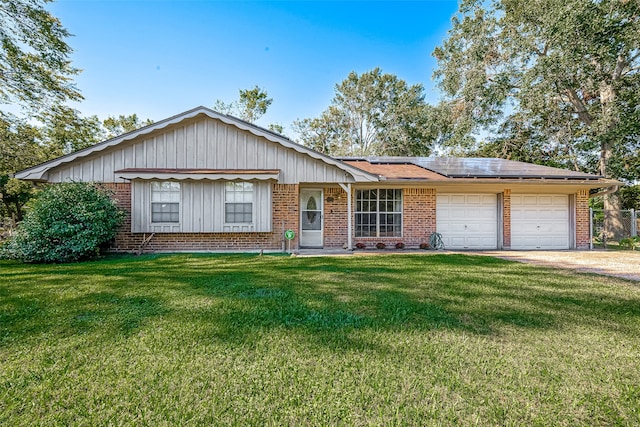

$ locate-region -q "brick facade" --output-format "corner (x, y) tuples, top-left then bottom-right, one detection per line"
(575, 189), (590, 249)
(104, 182), (592, 252)
(352, 187), (437, 249)
(503, 189), (511, 249)
(104, 182), (299, 253)
(323, 187), (349, 248)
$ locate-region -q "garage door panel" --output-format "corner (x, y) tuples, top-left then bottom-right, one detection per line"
(511, 194), (569, 250)
(436, 193), (497, 250)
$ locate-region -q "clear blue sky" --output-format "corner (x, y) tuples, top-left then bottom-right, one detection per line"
(50, 0), (459, 133)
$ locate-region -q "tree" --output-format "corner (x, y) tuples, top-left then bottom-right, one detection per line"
(37, 104), (103, 155)
(0, 113), (46, 221)
(103, 114), (153, 139)
(433, 0), (640, 215)
(0, 0), (82, 113)
(293, 68), (438, 156)
(213, 85), (273, 123)
(1, 182), (125, 263)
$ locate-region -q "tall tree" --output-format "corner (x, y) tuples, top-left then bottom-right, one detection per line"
(37, 104), (103, 155)
(0, 113), (45, 221)
(213, 85), (273, 124)
(0, 0), (82, 113)
(433, 0), (640, 213)
(293, 68), (438, 156)
(103, 114), (153, 139)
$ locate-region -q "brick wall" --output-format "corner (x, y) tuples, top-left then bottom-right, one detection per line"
(503, 189), (511, 249)
(576, 189), (590, 249)
(104, 182), (299, 252)
(323, 187), (348, 248)
(352, 187), (437, 249)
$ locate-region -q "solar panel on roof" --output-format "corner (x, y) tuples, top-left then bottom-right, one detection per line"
(338, 157), (601, 180)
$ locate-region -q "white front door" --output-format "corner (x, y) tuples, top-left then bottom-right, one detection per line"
(511, 194), (570, 250)
(300, 189), (323, 248)
(436, 194), (498, 249)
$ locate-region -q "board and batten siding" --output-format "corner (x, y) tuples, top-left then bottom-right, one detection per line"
(46, 117), (352, 184)
(132, 180), (272, 233)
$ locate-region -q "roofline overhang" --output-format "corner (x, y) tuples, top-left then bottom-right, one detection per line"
(15, 106), (379, 183)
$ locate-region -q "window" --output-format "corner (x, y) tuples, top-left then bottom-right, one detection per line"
(225, 182), (253, 223)
(151, 181), (180, 223)
(355, 189), (402, 237)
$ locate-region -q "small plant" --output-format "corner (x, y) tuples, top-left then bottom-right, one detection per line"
(376, 242), (386, 250)
(619, 236), (640, 250)
(355, 242), (366, 250)
(395, 242), (405, 249)
(419, 242), (430, 250)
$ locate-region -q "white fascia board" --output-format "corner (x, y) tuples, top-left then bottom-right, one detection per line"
(15, 106), (379, 183)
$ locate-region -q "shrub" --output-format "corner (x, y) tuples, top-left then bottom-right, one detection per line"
(395, 242), (405, 249)
(419, 243), (430, 250)
(619, 236), (640, 250)
(376, 242), (386, 250)
(355, 242), (366, 249)
(1, 182), (125, 263)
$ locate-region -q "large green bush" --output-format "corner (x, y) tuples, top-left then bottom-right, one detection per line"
(1, 182), (125, 263)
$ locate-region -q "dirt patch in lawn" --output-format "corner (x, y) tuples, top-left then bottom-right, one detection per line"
(478, 250), (640, 282)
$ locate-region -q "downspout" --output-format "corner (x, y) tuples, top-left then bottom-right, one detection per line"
(338, 183), (352, 250)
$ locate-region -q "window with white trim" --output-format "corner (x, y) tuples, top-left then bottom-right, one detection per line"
(355, 189), (402, 237)
(225, 182), (254, 223)
(151, 181), (180, 223)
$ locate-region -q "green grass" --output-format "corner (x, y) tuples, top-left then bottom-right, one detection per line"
(1, 253), (639, 425)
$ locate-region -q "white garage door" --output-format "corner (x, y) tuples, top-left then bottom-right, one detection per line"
(436, 194), (498, 249)
(511, 194), (570, 250)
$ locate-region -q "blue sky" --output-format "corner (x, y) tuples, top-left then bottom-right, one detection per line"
(50, 0), (459, 133)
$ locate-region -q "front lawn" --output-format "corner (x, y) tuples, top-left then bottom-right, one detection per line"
(1, 254), (639, 425)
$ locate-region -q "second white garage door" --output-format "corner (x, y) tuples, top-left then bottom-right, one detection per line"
(511, 194), (570, 250)
(436, 194), (498, 249)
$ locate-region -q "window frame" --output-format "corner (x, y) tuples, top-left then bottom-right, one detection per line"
(150, 181), (181, 224)
(355, 189), (403, 238)
(224, 181), (254, 225)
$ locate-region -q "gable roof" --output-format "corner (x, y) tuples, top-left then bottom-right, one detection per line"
(15, 106), (378, 182)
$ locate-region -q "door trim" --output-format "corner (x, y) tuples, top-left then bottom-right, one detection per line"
(299, 188), (324, 248)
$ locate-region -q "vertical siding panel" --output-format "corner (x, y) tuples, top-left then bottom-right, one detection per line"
(215, 181), (224, 232)
(186, 123), (196, 168)
(217, 125), (226, 169)
(203, 182), (213, 231)
(176, 126), (185, 168)
(196, 121), (206, 169)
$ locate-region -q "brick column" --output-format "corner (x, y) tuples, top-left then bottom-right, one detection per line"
(323, 187), (348, 248)
(272, 184), (299, 250)
(503, 189), (511, 249)
(575, 189), (590, 249)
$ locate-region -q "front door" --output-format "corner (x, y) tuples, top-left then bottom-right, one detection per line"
(300, 189), (323, 248)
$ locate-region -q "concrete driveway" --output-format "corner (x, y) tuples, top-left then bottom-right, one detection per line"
(478, 250), (640, 282)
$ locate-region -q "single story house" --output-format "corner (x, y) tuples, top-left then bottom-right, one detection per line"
(15, 106), (618, 252)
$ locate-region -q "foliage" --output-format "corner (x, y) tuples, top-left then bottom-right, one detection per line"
(619, 236), (640, 250)
(37, 104), (103, 154)
(394, 242), (405, 249)
(293, 68), (440, 156)
(355, 242), (366, 249)
(433, 0), (640, 204)
(419, 242), (430, 250)
(375, 242), (386, 249)
(0, 0), (82, 113)
(620, 185), (640, 210)
(1, 182), (125, 263)
(214, 85), (273, 124)
(1, 253), (639, 424)
(103, 114), (153, 139)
